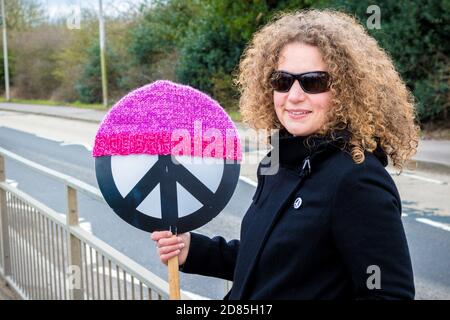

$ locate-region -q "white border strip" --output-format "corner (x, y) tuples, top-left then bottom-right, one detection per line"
(403, 173), (446, 185)
(238, 175), (257, 188)
(416, 218), (450, 232)
(387, 169), (446, 185)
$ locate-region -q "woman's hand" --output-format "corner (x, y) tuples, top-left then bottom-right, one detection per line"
(151, 231), (191, 266)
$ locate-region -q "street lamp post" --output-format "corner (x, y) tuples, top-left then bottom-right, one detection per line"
(99, 0), (108, 108)
(1, 0), (10, 102)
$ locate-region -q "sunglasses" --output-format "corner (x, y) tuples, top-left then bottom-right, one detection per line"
(269, 70), (331, 94)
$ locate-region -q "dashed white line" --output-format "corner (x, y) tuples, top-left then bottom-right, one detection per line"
(6, 179), (18, 188)
(238, 176), (257, 187)
(416, 218), (450, 232)
(387, 169), (446, 185)
(60, 142), (93, 151)
(403, 173), (446, 185)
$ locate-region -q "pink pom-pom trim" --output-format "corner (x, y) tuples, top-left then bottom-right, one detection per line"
(93, 80), (241, 161)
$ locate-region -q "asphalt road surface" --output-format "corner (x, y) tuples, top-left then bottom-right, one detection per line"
(1, 111), (449, 299)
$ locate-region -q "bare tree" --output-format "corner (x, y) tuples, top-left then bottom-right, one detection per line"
(4, 0), (45, 31)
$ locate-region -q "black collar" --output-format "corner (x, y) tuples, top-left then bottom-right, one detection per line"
(268, 129), (351, 171)
(267, 128), (388, 171)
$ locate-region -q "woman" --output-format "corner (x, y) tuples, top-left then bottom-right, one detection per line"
(151, 9), (418, 299)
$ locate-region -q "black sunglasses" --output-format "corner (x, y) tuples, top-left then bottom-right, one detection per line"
(269, 70), (331, 94)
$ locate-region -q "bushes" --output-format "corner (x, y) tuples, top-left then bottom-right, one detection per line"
(9, 25), (67, 99)
(325, 0), (450, 122)
(174, 0), (313, 111)
(0, 51), (14, 92)
(4, 0), (447, 125)
(75, 40), (123, 104)
(128, 0), (197, 67)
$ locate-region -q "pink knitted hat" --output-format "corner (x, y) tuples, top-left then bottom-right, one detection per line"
(93, 80), (242, 161)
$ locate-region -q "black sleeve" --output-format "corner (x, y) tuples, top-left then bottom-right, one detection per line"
(331, 162), (415, 299)
(179, 232), (239, 281)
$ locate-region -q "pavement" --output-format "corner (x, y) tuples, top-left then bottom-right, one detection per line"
(0, 279), (19, 300)
(0, 102), (449, 172)
(0, 103), (106, 123)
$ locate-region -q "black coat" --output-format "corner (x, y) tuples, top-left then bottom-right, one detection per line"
(180, 130), (415, 300)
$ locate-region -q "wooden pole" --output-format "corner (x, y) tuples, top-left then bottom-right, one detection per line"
(167, 234), (180, 300)
(0, 155), (12, 276)
(66, 186), (84, 300)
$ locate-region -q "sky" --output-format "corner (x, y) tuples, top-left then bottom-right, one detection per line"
(41, 0), (148, 19)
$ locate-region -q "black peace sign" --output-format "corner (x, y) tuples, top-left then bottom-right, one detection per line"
(95, 155), (240, 233)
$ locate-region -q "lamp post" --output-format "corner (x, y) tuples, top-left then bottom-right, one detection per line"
(1, 0), (10, 101)
(99, 0), (108, 107)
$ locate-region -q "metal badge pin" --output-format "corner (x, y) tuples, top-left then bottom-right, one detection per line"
(293, 197), (302, 209)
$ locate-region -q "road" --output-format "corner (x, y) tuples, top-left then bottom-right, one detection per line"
(0, 110), (449, 299)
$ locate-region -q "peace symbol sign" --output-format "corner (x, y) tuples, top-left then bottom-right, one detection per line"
(95, 154), (240, 233)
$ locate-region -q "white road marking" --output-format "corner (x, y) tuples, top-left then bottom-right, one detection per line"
(387, 169), (446, 185)
(416, 218), (450, 232)
(60, 142), (93, 151)
(56, 213), (93, 234)
(240, 168), (448, 188)
(181, 290), (210, 300)
(34, 133), (63, 144)
(6, 179), (18, 188)
(402, 213), (408, 217)
(79, 219), (93, 234)
(238, 175), (257, 187)
(403, 173), (446, 185)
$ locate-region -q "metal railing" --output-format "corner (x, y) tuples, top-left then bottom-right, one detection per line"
(0, 147), (190, 300)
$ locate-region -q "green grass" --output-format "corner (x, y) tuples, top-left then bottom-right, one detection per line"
(0, 98), (106, 110)
(227, 110), (242, 122)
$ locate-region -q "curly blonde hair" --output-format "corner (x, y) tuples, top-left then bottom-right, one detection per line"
(235, 9), (420, 170)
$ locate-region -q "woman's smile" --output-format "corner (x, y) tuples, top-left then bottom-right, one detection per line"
(285, 108), (313, 120)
